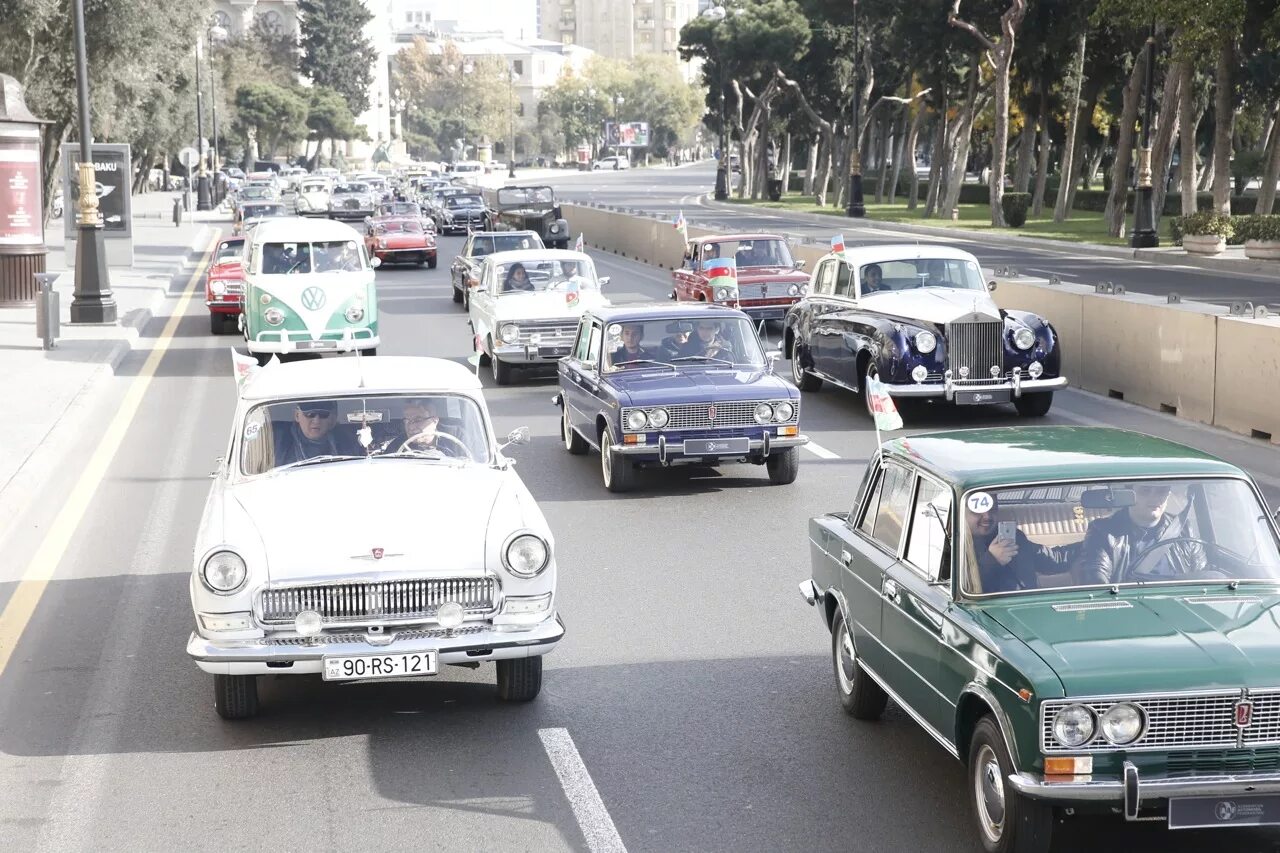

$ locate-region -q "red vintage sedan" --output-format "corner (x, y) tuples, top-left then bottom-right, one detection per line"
(671, 233), (809, 322)
(364, 216), (438, 268)
(206, 236), (246, 335)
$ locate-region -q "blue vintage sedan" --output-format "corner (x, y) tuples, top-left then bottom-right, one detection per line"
(554, 304), (808, 492)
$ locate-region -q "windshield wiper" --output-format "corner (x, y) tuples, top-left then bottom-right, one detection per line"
(270, 454), (361, 473)
(613, 359), (675, 371)
(670, 355), (735, 366)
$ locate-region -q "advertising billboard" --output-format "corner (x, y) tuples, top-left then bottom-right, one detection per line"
(603, 122), (651, 149)
(62, 143), (132, 239)
(0, 145), (43, 248)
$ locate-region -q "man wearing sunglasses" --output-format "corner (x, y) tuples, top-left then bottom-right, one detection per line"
(274, 399), (354, 466)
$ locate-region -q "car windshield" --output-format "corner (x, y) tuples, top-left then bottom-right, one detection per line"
(701, 239), (793, 268)
(378, 220), (423, 234)
(335, 183), (368, 194)
(216, 240), (243, 262)
(446, 195), (482, 209)
(861, 258), (985, 293)
(244, 204), (286, 218)
(498, 187), (555, 207)
(472, 234), (541, 256)
(959, 478), (1280, 596)
(242, 186), (272, 197)
(260, 239), (366, 274)
(602, 316), (767, 372)
(240, 393), (492, 475)
(300, 182), (327, 192)
(384, 203), (420, 216)
(495, 257), (598, 293)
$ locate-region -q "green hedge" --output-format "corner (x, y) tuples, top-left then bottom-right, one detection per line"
(1001, 192), (1031, 228)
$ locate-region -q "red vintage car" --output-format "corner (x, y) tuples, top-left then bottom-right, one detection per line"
(671, 233), (809, 321)
(206, 236), (246, 335)
(364, 216), (438, 268)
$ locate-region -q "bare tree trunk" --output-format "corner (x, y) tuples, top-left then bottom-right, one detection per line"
(803, 135), (818, 195)
(942, 79), (984, 216)
(1031, 90), (1051, 216)
(816, 140), (832, 206)
(1053, 32), (1087, 223)
(925, 102), (948, 217)
(901, 100), (925, 208)
(1105, 57), (1145, 237)
(1177, 61), (1197, 215)
(1211, 38), (1236, 214)
(1151, 59), (1183, 222)
(875, 115), (894, 203)
(1257, 101), (1280, 213)
(1064, 84), (1100, 213)
(780, 132), (792, 190)
(1013, 112), (1035, 192)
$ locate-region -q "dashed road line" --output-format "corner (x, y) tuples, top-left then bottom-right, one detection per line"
(803, 441), (839, 459)
(538, 728), (627, 853)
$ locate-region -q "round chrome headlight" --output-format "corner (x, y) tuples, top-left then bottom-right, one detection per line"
(1052, 704), (1097, 748)
(1028, 361), (1044, 379)
(715, 287), (731, 301)
(436, 601), (465, 629)
(210, 280), (227, 295)
(753, 402), (774, 424)
(911, 364), (929, 383)
(648, 408), (669, 428)
(788, 283), (800, 296)
(201, 551), (247, 594)
(549, 224), (561, 234)
(773, 401), (794, 422)
(1013, 327), (1036, 350)
(263, 307), (285, 326)
(500, 323), (520, 344)
(294, 610), (322, 636)
(914, 330), (937, 354)
(1100, 703), (1144, 745)
(626, 409), (649, 431)
(504, 533), (550, 578)
(345, 305), (365, 323)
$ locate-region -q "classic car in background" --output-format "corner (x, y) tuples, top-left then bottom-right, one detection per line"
(673, 233), (809, 321)
(555, 303), (806, 492)
(374, 201), (436, 233)
(188, 356), (558, 719)
(363, 215), (437, 268)
(450, 230), (546, 306)
(327, 181), (376, 221)
(233, 201), (288, 236)
(799, 425), (1280, 852)
(490, 186), (570, 249)
(293, 177), (332, 217)
(435, 192), (489, 234)
(233, 183), (278, 211)
(784, 244), (1066, 419)
(468, 249), (609, 385)
(206, 236), (246, 335)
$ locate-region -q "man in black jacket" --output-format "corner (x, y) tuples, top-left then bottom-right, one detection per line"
(967, 495), (1071, 593)
(1074, 483), (1206, 585)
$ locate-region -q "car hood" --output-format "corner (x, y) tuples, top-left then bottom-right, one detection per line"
(378, 234), (429, 248)
(209, 261), (244, 279)
(859, 288), (1000, 327)
(980, 587), (1280, 696)
(492, 290), (608, 321)
(738, 266), (809, 282)
(609, 367), (792, 406)
(228, 462), (508, 582)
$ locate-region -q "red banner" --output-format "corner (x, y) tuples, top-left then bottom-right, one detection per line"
(0, 149), (43, 247)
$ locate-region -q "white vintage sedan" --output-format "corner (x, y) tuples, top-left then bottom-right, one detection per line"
(188, 355), (562, 719)
(292, 177), (332, 217)
(467, 249), (610, 385)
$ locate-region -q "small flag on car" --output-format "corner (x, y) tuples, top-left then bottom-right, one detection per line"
(231, 348), (259, 390)
(566, 278), (580, 307)
(467, 334), (483, 372)
(574, 232), (584, 253)
(702, 256), (738, 301)
(674, 209), (688, 239)
(865, 373), (904, 434)
(831, 234), (846, 254)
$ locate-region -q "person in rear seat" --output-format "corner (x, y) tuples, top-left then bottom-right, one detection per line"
(967, 494), (1071, 593)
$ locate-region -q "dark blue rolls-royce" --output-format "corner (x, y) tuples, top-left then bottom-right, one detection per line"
(783, 244), (1067, 419)
(554, 304), (808, 492)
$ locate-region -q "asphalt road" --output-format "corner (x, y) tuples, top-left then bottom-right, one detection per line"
(2, 213), (1280, 852)
(528, 162), (1280, 309)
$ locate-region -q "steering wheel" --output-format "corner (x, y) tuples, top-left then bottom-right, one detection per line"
(1118, 536), (1215, 582)
(397, 430), (473, 461)
(286, 259), (308, 274)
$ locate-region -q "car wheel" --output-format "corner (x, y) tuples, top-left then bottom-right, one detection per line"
(766, 446), (800, 485)
(427, 256), (438, 269)
(452, 283), (463, 303)
(1013, 391), (1053, 418)
(253, 351), (272, 367)
(791, 341), (823, 391)
(491, 351), (515, 385)
(968, 716), (1054, 853)
(831, 611), (887, 720)
(213, 674), (259, 720)
(600, 425), (634, 493)
(496, 656), (542, 702)
(362, 347), (377, 357)
(415, 259), (425, 267)
(562, 405), (588, 455)
(210, 313), (225, 335)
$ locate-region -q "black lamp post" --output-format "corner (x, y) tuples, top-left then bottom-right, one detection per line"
(702, 4), (730, 200)
(69, 0), (115, 324)
(207, 24), (227, 204)
(1130, 22), (1158, 248)
(195, 38), (211, 211)
(846, 0), (865, 218)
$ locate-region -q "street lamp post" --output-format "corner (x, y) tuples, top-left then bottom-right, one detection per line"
(509, 68), (519, 178)
(701, 4), (729, 200)
(69, 0), (114, 323)
(195, 37), (211, 211)
(207, 24), (227, 203)
(612, 93), (626, 164)
(846, 0), (865, 218)
(1130, 22), (1159, 248)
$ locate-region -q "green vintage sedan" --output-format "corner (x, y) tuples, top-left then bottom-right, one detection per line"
(799, 426), (1280, 852)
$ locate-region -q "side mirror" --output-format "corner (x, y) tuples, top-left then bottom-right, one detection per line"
(794, 260), (806, 270)
(371, 257), (382, 269)
(765, 349), (781, 373)
(599, 276), (611, 287)
(500, 426), (531, 449)
(987, 280), (997, 292)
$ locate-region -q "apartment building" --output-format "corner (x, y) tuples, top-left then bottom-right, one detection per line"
(538, 0), (698, 62)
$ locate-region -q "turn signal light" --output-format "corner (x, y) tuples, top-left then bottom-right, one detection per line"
(779, 425), (799, 436)
(1043, 756), (1092, 776)
(623, 433), (644, 445)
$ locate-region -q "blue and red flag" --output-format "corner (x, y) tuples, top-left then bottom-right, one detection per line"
(831, 234), (846, 254)
(702, 256), (738, 301)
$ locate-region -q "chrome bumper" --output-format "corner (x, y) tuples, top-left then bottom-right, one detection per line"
(884, 375), (1068, 400)
(250, 329), (379, 354)
(205, 298), (243, 309)
(188, 614), (564, 676)
(1010, 760), (1280, 820)
(613, 433), (808, 461)
(493, 342), (575, 364)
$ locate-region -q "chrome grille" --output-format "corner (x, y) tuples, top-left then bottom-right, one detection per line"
(623, 400), (800, 432)
(224, 281), (244, 295)
(1041, 690), (1280, 753)
(945, 320), (1004, 382)
(264, 625), (487, 645)
(258, 577), (498, 626)
(516, 321), (577, 346)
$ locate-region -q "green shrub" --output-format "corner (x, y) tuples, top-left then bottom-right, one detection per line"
(1001, 192), (1031, 228)
(1168, 216), (1183, 244)
(1175, 211), (1234, 240)
(1235, 214), (1280, 242)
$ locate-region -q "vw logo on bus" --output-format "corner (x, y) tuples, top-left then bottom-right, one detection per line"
(301, 286), (327, 311)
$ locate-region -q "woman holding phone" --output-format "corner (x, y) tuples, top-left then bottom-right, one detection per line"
(966, 495), (1071, 593)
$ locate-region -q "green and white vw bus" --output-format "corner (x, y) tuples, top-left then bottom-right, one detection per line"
(241, 217), (380, 362)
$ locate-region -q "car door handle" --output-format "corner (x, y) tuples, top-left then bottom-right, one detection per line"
(840, 549), (853, 567)
(882, 578), (899, 601)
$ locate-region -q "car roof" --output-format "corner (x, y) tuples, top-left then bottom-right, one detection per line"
(693, 233), (787, 243)
(470, 230), (540, 238)
(880, 427), (1243, 491)
(587, 302), (750, 323)
(250, 217), (361, 242)
(485, 249), (592, 264)
(817, 244), (981, 266)
(241, 355), (483, 401)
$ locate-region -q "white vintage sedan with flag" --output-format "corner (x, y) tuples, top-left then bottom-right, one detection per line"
(188, 354), (562, 719)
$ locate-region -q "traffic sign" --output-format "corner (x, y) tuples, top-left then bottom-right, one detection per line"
(179, 147), (200, 169)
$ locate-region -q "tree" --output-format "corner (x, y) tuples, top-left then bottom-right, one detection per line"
(233, 82), (308, 162)
(298, 0), (378, 115)
(305, 86), (364, 168)
(393, 40), (515, 160)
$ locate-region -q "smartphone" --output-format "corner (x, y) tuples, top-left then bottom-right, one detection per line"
(997, 522), (1017, 543)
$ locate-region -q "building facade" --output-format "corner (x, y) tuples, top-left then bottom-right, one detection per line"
(210, 0), (299, 40)
(538, 0), (698, 62)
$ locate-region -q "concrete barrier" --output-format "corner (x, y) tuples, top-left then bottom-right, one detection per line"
(1213, 314), (1280, 444)
(989, 279), (1085, 385)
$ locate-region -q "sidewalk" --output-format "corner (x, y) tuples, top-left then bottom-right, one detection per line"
(0, 192), (225, 545)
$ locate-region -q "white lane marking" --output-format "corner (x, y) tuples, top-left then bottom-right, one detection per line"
(1027, 268), (1078, 279)
(538, 728), (627, 853)
(803, 441), (839, 459)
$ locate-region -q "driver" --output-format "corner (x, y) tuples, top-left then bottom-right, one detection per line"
(681, 320), (735, 359)
(967, 494), (1069, 593)
(333, 241), (361, 272)
(660, 321), (693, 359)
(862, 263), (886, 292)
(503, 262), (534, 292)
(610, 323), (654, 366)
(381, 399), (466, 457)
(923, 259), (949, 287)
(273, 400), (356, 467)
(1075, 483), (1207, 584)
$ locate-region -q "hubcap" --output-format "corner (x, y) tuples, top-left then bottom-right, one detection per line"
(601, 432), (612, 485)
(835, 621), (856, 695)
(974, 744), (1006, 843)
(563, 408), (573, 450)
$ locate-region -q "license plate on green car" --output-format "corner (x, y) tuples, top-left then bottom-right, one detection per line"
(1168, 794), (1280, 829)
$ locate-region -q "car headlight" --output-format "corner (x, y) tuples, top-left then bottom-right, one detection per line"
(1013, 326), (1036, 350)
(1100, 703), (1144, 745)
(263, 307), (284, 325)
(377, 238), (387, 249)
(715, 287), (731, 301)
(201, 551), (248, 594)
(626, 409), (649, 431)
(500, 323), (519, 344)
(549, 224), (561, 234)
(648, 408), (669, 428)
(1028, 361), (1044, 379)
(914, 330), (937, 353)
(210, 280), (227, 295)
(788, 283), (800, 296)
(1052, 704), (1096, 748)
(503, 533), (550, 578)
(773, 401), (794, 422)
(753, 402), (774, 424)
(345, 305), (365, 323)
